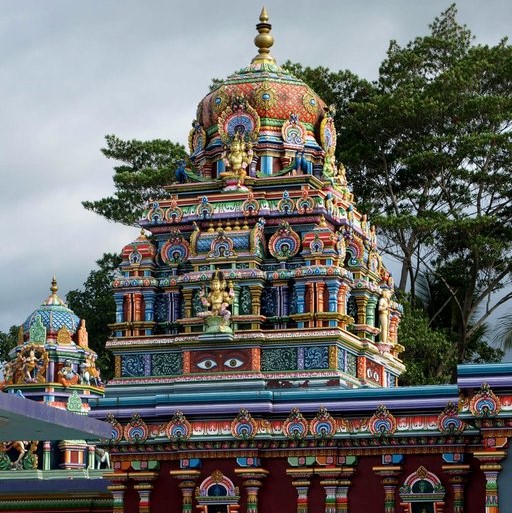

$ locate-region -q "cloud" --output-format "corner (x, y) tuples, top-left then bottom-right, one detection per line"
(1, 0), (511, 339)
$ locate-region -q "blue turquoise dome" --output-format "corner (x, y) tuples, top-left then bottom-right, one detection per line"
(23, 277), (80, 336)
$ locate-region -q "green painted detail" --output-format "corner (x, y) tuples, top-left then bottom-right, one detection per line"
(261, 347), (298, 371)
(346, 353), (357, 377)
(0, 497), (112, 511)
(345, 455), (357, 466)
(29, 315), (46, 344)
(0, 453), (10, 471)
(288, 456), (315, 467)
(131, 460), (160, 471)
(239, 287), (252, 315)
(152, 352), (183, 376)
(67, 390), (83, 413)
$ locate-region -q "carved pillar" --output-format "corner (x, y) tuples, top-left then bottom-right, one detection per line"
(130, 472), (158, 513)
(249, 285), (262, 316)
(337, 284), (349, 315)
(231, 284), (240, 316)
(142, 291), (155, 322)
(326, 282), (340, 313)
(322, 479), (337, 513)
(295, 282), (306, 314)
(42, 441), (51, 470)
(124, 293), (132, 322)
(134, 293), (143, 322)
(335, 468), (355, 513)
(114, 293), (124, 323)
(306, 283), (314, 314)
(287, 469), (313, 513)
(474, 451), (507, 513)
(87, 444), (95, 470)
(389, 313), (400, 344)
(317, 283), (325, 313)
(366, 295), (378, 327)
(354, 295), (368, 325)
(317, 469), (343, 513)
(281, 283), (289, 316)
(170, 469), (201, 513)
(182, 289), (193, 318)
(442, 465), (471, 513)
(373, 466), (402, 513)
(235, 468), (269, 513)
(134, 482), (153, 513)
(108, 481), (127, 513)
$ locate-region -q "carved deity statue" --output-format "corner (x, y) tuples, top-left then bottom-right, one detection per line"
(199, 270), (234, 320)
(221, 134), (252, 182)
(198, 270), (235, 333)
(378, 289), (392, 345)
(58, 359), (79, 388)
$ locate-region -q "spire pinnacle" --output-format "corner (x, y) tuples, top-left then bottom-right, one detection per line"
(50, 276), (58, 295)
(251, 7), (275, 65)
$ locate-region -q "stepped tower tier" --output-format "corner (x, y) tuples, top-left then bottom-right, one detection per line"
(109, 9), (404, 392)
(189, 8), (328, 182)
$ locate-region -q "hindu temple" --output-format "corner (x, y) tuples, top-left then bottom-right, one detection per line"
(0, 278), (112, 511)
(1, 7), (512, 513)
(88, 8), (512, 513)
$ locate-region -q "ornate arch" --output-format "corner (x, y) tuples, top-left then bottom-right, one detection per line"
(195, 470), (240, 513)
(399, 466), (446, 513)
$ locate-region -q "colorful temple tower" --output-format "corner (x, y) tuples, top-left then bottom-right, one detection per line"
(0, 278), (112, 512)
(87, 9), (512, 513)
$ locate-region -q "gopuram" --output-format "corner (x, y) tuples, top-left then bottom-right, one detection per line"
(90, 9), (512, 513)
(1, 8), (511, 513)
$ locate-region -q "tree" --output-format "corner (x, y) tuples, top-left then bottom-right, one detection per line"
(398, 302), (455, 385)
(66, 253), (122, 380)
(285, 5), (512, 366)
(83, 135), (187, 226)
(0, 326), (18, 362)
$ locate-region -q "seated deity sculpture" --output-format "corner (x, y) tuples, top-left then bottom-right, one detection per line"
(220, 133), (252, 182)
(198, 270), (235, 331)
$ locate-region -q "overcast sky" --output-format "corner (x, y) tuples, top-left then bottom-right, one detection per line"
(1, 1), (511, 341)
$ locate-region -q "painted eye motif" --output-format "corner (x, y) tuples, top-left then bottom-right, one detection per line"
(224, 358), (244, 369)
(197, 359), (218, 370)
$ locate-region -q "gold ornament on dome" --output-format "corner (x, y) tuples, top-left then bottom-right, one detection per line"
(416, 466), (429, 479)
(217, 95), (260, 145)
(320, 115), (337, 155)
(220, 133), (254, 183)
(211, 469), (224, 483)
(302, 89), (319, 115)
(211, 87), (229, 115)
(56, 326), (72, 345)
(253, 80), (278, 110)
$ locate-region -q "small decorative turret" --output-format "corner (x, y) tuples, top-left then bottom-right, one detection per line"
(251, 7), (275, 65)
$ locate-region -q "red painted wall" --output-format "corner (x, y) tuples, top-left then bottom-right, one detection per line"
(121, 452), (486, 512)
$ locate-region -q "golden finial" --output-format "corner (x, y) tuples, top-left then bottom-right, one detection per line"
(251, 7), (276, 65)
(50, 276), (58, 295)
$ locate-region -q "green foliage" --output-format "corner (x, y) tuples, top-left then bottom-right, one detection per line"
(66, 253), (122, 380)
(0, 326), (18, 362)
(288, 5), (512, 367)
(399, 302), (455, 385)
(399, 298), (503, 385)
(494, 315), (512, 351)
(83, 135), (187, 226)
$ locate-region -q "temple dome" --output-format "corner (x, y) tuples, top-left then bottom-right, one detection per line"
(23, 277), (80, 335)
(190, 8), (327, 166)
(197, 62), (326, 139)
(121, 230), (157, 267)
